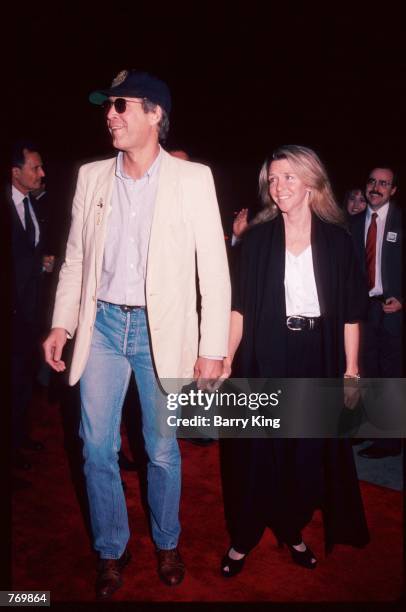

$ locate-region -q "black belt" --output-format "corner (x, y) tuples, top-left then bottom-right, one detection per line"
(98, 301), (145, 312)
(286, 315), (322, 331)
(119, 305), (145, 312)
(369, 295), (385, 303)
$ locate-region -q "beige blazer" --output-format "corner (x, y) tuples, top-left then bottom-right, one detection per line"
(52, 150), (231, 391)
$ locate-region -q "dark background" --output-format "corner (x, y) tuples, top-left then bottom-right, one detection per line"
(1, 2), (405, 596)
(3, 1), (405, 233)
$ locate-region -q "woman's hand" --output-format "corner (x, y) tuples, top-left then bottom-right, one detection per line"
(233, 208), (249, 239)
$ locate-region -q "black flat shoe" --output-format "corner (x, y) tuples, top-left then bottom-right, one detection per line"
(285, 542), (317, 570)
(221, 548), (246, 578)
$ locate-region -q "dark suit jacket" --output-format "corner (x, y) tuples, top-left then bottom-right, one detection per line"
(350, 202), (402, 336)
(3, 185), (45, 325)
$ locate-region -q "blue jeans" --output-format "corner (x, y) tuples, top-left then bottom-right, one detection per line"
(79, 301), (181, 559)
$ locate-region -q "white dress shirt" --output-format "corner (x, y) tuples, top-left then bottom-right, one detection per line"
(98, 149), (162, 306)
(364, 202), (389, 297)
(284, 246), (321, 316)
(11, 185), (40, 246)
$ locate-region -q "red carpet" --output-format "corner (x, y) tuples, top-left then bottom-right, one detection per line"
(12, 387), (403, 603)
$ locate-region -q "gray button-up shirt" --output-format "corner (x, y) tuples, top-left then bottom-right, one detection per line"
(97, 148), (162, 306)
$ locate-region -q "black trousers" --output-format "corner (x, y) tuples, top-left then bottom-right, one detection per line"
(361, 299), (402, 453)
(220, 325), (368, 554)
(361, 299), (402, 378)
(221, 327), (324, 552)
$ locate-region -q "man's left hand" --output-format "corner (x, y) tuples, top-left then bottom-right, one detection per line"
(193, 357), (224, 391)
(382, 297), (402, 313)
(42, 255), (55, 273)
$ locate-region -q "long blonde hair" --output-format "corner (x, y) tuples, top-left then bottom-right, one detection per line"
(252, 145), (346, 227)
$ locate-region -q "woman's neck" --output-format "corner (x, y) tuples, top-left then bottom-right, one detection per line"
(283, 208), (312, 256)
(283, 206), (312, 234)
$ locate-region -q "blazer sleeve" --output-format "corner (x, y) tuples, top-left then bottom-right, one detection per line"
(51, 166), (86, 337)
(192, 165), (231, 357)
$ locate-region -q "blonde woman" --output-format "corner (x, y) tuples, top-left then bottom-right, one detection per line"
(221, 145), (369, 577)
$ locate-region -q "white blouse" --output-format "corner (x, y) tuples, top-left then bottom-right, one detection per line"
(284, 246), (321, 317)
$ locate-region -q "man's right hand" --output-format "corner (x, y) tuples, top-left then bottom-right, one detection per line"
(43, 328), (68, 372)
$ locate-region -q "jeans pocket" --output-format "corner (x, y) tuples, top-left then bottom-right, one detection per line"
(96, 300), (105, 314)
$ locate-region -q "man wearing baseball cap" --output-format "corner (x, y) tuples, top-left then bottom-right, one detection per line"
(44, 70), (230, 598)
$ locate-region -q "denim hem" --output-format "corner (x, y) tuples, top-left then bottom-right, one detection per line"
(154, 542), (179, 551)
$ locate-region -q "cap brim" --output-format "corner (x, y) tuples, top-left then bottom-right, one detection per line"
(89, 90), (109, 105)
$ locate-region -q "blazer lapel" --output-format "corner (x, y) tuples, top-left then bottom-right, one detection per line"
(355, 211), (367, 275)
(257, 216), (286, 333)
(9, 196), (26, 236)
(311, 214), (330, 316)
(146, 151), (178, 282)
(255, 216), (287, 376)
(381, 201), (395, 296)
(93, 158), (116, 284)
(9, 191), (35, 247)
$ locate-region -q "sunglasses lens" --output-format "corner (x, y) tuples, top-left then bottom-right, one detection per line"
(102, 99), (112, 114)
(102, 98), (127, 114)
(115, 98), (126, 113)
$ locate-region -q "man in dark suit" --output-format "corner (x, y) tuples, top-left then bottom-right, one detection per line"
(350, 165), (403, 458)
(8, 141), (47, 471)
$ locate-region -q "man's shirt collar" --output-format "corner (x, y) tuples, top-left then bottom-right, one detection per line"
(366, 201), (390, 221)
(115, 146), (162, 183)
(12, 185), (28, 206)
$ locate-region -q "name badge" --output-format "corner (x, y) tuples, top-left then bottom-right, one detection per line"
(386, 232), (397, 243)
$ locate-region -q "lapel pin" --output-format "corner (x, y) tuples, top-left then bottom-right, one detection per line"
(96, 199), (104, 226)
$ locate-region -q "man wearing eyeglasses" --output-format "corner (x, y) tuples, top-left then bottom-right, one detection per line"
(43, 70), (230, 597)
(350, 166), (402, 458)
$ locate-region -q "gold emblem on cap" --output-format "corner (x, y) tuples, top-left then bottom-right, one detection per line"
(111, 70), (128, 88)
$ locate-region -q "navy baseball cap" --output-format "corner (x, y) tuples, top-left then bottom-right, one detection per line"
(89, 70), (171, 114)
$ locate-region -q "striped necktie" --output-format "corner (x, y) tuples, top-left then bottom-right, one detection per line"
(365, 212), (378, 291)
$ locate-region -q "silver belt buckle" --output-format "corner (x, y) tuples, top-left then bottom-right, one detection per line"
(286, 315), (305, 331)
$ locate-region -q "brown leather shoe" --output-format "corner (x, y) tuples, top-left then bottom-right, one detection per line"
(96, 548), (131, 599)
(156, 548), (185, 586)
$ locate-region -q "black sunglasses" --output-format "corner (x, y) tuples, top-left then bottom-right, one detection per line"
(102, 98), (144, 114)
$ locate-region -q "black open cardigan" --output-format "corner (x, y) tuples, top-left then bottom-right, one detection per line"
(232, 212), (368, 378)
